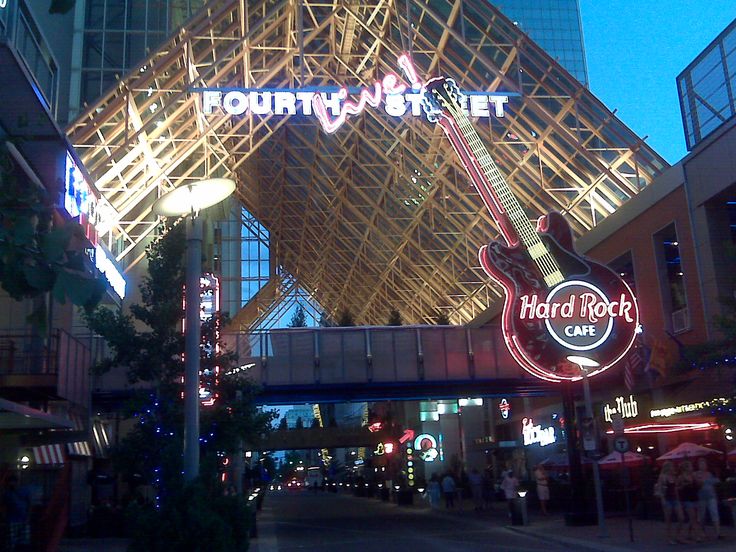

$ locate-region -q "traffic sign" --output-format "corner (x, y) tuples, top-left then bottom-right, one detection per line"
(614, 436), (630, 453)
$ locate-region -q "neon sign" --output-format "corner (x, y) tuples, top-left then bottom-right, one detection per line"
(605, 422), (718, 434)
(499, 398), (511, 420)
(650, 398), (729, 419)
(197, 54), (511, 134)
(64, 152), (98, 245)
(413, 433), (439, 462)
(522, 418), (556, 447)
(94, 245), (126, 299)
(603, 395), (639, 423)
(0, 1), (7, 9)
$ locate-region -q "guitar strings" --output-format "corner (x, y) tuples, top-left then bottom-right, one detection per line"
(443, 98), (563, 283)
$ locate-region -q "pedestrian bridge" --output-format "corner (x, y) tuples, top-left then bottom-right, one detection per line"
(223, 326), (554, 404)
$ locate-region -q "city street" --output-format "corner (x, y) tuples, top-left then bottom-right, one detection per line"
(251, 491), (566, 552)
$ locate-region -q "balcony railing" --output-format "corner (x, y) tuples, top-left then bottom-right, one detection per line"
(0, 0), (59, 116)
(0, 329), (91, 408)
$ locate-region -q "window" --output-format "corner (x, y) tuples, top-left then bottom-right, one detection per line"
(608, 251), (636, 295)
(654, 223), (688, 332)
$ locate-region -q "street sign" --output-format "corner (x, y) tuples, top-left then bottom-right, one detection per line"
(614, 436), (630, 454)
(582, 417), (596, 451)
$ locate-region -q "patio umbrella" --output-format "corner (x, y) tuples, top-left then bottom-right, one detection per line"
(656, 442), (723, 463)
(540, 452), (593, 469)
(597, 451), (649, 470)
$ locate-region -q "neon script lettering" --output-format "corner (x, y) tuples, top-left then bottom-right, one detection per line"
(522, 418), (556, 447)
(519, 293), (635, 323)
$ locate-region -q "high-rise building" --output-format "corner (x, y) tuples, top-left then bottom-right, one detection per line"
(493, 0), (588, 85)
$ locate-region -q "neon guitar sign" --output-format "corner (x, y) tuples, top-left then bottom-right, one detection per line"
(422, 78), (639, 382)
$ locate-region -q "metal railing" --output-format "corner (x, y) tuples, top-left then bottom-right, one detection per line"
(0, 329), (91, 407)
(222, 325), (532, 388)
(0, 0), (59, 116)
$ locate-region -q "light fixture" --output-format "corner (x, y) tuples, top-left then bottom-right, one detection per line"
(18, 455), (30, 470)
(517, 491), (528, 498)
(153, 178), (236, 217)
(152, 177), (235, 483)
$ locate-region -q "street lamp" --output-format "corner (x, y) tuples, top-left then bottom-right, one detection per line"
(568, 355), (608, 538)
(153, 178), (236, 482)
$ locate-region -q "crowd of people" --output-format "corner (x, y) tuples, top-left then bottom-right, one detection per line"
(657, 458), (723, 544)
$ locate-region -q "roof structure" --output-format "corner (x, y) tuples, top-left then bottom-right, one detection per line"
(68, 0), (667, 326)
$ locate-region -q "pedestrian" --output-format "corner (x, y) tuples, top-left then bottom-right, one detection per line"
(678, 460), (704, 543)
(656, 461), (684, 545)
(482, 468), (494, 510)
(534, 464), (550, 516)
(695, 458), (722, 540)
(427, 474), (441, 509)
(469, 468), (483, 512)
(441, 472), (456, 509)
(500, 469), (518, 519)
(2, 474), (31, 551)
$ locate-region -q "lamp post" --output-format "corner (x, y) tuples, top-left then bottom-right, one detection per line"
(153, 178), (235, 482)
(568, 355), (607, 538)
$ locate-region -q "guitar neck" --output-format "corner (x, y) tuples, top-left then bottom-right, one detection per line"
(442, 105), (564, 288)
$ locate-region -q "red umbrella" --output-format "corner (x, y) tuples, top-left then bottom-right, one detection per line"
(597, 451), (649, 470)
(656, 442), (723, 463)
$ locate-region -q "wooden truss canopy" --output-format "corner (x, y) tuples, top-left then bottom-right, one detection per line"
(68, 0), (667, 325)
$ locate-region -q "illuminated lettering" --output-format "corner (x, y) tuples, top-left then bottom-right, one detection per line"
(273, 91), (297, 115)
(522, 418), (556, 447)
(249, 91), (271, 115)
(203, 90), (223, 114)
(469, 95), (490, 117)
(223, 91), (247, 115)
(95, 246), (126, 299)
(603, 395), (639, 423)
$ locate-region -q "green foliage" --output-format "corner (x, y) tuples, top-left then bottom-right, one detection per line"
(288, 304), (307, 327)
(126, 482), (251, 552)
(278, 417), (287, 430)
(337, 309), (355, 326)
(85, 223), (275, 523)
(0, 145), (107, 322)
(387, 308), (402, 326)
(435, 311), (451, 325)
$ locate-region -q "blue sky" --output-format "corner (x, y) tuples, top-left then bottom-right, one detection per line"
(580, 1), (736, 164)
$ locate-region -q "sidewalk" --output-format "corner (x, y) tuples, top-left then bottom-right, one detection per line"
(506, 514), (735, 552)
(410, 493), (735, 551)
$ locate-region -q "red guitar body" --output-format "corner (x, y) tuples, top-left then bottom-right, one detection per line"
(479, 212), (639, 381)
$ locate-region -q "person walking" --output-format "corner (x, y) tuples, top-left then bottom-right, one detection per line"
(657, 461), (684, 545)
(441, 472), (456, 510)
(678, 460), (704, 543)
(427, 474), (441, 509)
(468, 468), (483, 512)
(500, 470), (519, 520)
(534, 464), (550, 516)
(695, 458), (722, 540)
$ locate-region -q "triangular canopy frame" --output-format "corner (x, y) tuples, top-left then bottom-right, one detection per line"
(68, 0), (666, 325)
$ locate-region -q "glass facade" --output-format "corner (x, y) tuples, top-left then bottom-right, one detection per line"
(493, 0), (588, 85)
(71, 0), (205, 114)
(677, 18), (736, 151)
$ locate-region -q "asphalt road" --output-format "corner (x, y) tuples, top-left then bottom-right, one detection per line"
(251, 490), (567, 552)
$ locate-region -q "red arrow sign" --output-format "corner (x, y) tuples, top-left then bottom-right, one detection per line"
(399, 429), (415, 444)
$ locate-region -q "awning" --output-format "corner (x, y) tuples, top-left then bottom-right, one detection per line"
(32, 444), (65, 465)
(67, 441), (92, 457)
(0, 398), (75, 431)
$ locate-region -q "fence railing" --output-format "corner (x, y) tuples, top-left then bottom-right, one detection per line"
(222, 325), (534, 388)
(0, 329), (91, 408)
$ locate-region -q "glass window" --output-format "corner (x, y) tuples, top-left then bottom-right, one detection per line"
(609, 251), (636, 295)
(654, 224), (688, 330)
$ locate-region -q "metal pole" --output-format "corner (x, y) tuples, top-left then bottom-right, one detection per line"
(184, 215), (203, 482)
(582, 369), (607, 537)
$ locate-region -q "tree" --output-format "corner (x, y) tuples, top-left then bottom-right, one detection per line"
(85, 222), (275, 497)
(337, 309), (355, 326)
(295, 416), (304, 429)
(435, 311), (451, 325)
(0, 144), (107, 324)
(387, 309), (402, 326)
(288, 304), (307, 327)
(310, 417), (320, 428)
(278, 417), (288, 430)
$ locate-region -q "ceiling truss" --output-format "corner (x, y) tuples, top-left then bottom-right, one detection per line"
(68, 0), (667, 325)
